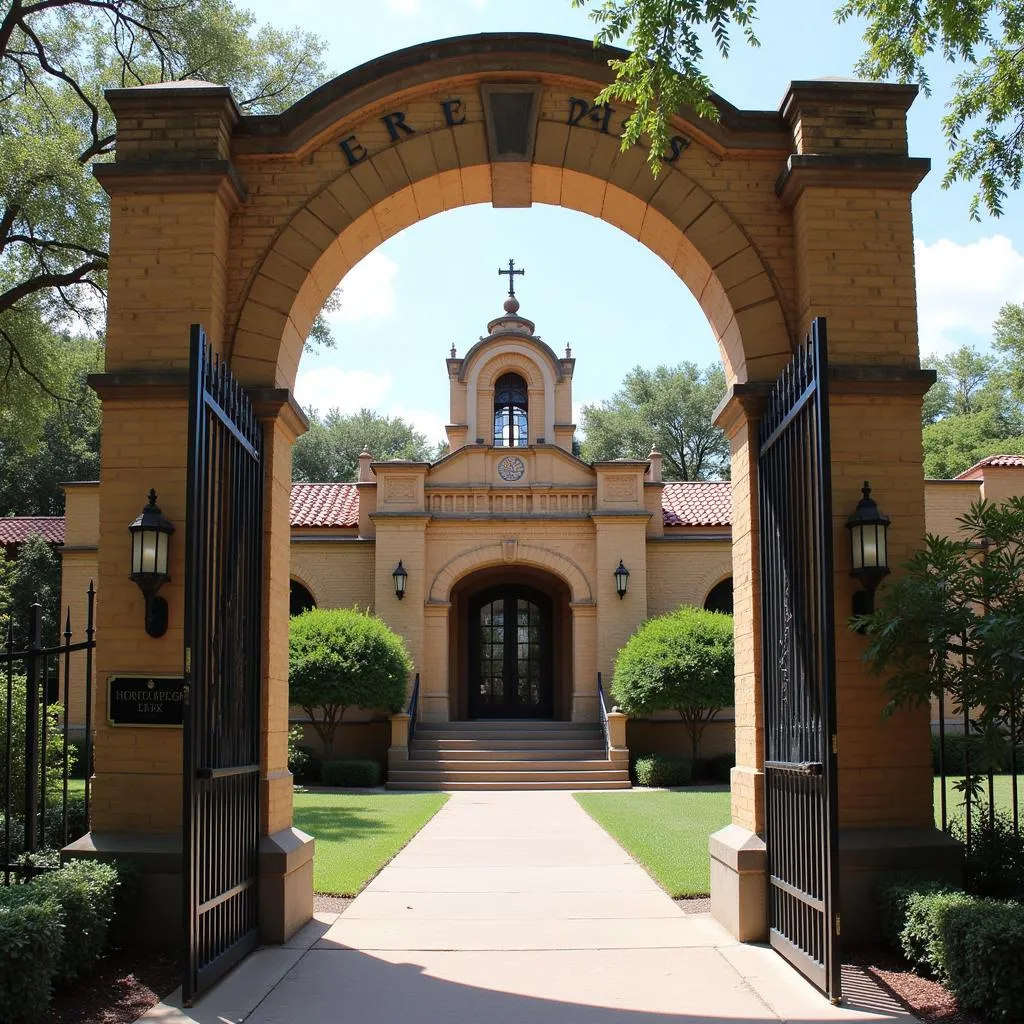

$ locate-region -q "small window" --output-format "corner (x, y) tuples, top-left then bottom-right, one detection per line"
(290, 580), (316, 616)
(493, 372), (528, 447)
(704, 578), (733, 615)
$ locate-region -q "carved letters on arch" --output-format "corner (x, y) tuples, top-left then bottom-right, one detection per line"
(605, 474), (637, 501)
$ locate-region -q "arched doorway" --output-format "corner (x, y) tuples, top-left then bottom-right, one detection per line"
(449, 565), (573, 721)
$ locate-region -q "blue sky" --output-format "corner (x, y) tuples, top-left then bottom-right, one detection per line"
(243, 0), (1024, 445)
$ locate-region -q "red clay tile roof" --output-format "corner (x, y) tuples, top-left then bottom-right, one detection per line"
(0, 517), (65, 546)
(660, 481), (732, 527)
(289, 483), (360, 527)
(8, 483), (733, 538)
(956, 454), (1024, 479)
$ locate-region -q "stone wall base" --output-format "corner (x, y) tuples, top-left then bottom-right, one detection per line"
(838, 826), (963, 943)
(709, 824), (768, 942)
(62, 831), (182, 951)
(258, 826), (315, 943)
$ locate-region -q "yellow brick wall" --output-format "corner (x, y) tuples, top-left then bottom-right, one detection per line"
(924, 481), (980, 540)
(289, 540), (374, 611)
(645, 538), (732, 618)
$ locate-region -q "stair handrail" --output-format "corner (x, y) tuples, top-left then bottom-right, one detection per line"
(406, 672), (420, 746)
(597, 671), (610, 757)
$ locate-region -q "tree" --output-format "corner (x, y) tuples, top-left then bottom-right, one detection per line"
(292, 408), (434, 483)
(611, 605), (734, 761)
(993, 302), (1024, 402)
(919, 341), (1024, 477)
(573, 0), (1024, 218)
(0, 0), (329, 409)
(579, 362), (728, 479)
(922, 413), (1024, 478)
(9, 532), (61, 643)
(288, 607), (412, 758)
(0, 332), (101, 516)
(859, 497), (1024, 805)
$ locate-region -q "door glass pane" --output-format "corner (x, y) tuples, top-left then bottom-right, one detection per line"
(478, 599), (504, 707)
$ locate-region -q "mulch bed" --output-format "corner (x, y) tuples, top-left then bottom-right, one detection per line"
(847, 947), (985, 1024)
(48, 949), (180, 1024)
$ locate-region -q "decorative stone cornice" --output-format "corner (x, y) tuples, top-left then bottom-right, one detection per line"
(775, 153), (931, 205)
(93, 160), (247, 207)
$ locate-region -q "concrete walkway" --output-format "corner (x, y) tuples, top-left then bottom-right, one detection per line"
(142, 792), (916, 1024)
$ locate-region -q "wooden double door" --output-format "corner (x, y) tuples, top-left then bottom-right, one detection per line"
(469, 585), (553, 718)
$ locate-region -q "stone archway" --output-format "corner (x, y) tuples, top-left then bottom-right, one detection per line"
(89, 32), (941, 950)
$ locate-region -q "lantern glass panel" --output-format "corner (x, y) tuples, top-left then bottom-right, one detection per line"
(132, 531), (143, 575)
(851, 526), (863, 571)
(156, 531), (168, 575)
(140, 530), (158, 574)
(876, 523), (887, 569)
(861, 525), (879, 568)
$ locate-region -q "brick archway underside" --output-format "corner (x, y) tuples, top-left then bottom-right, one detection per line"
(221, 34), (801, 390)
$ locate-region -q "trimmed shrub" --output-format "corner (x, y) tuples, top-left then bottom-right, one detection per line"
(2, 860), (120, 986)
(942, 899), (1024, 1020)
(32, 860), (119, 982)
(289, 608), (412, 757)
(321, 759), (381, 788)
(612, 606), (733, 762)
(900, 887), (978, 977)
(878, 879), (952, 950)
(633, 754), (692, 788)
(951, 809), (1024, 900)
(0, 899), (63, 1024)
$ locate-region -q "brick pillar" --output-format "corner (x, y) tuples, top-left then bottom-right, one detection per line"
(252, 392), (314, 943)
(709, 388), (770, 941)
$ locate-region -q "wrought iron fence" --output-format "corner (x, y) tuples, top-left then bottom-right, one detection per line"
(2, 585), (95, 884)
(934, 692), (1022, 861)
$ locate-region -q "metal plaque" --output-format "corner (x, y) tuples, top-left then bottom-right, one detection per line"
(108, 675), (185, 727)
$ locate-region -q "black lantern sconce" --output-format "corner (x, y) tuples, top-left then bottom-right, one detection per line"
(128, 490), (174, 638)
(846, 481), (890, 618)
(392, 560), (408, 600)
(614, 559), (630, 599)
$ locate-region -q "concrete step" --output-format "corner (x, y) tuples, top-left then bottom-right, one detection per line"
(410, 748), (607, 761)
(415, 720), (598, 731)
(387, 768), (629, 785)
(402, 758), (617, 772)
(386, 779), (631, 791)
(413, 738), (603, 750)
(414, 729), (602, 742)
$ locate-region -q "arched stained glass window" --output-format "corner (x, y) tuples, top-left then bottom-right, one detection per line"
(493, 372), (528, 447)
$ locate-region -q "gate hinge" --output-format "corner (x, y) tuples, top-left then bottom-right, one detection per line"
(835, 913), (841, 936)
(832, 733), (837, 756)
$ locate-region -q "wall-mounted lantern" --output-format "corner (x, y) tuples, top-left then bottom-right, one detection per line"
(392, 560), (408, 600)
(846, 481), (890, 617)
(614, 560), (630, 599)
(128, 490), (174, 638)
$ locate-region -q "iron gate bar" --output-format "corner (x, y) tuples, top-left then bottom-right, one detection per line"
(758, 316), (841, 1001)
(183, 324), (264, 1004)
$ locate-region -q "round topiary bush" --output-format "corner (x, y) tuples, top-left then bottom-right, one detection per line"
(289, 608), (412, 758)
(612, 605), (734, 762)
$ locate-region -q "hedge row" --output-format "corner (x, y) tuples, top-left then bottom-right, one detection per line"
(931, 734), (1024, 774)
(881, 880), (1024, 1021)
(631, 752), (733, 788)
(0, 860), (122, 1024)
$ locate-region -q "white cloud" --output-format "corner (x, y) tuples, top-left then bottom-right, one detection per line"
(328, 251), (399, 326)
(916, 235), (1024, 357)
(395, 406), (448, 446)
(294, 367), (394, 417)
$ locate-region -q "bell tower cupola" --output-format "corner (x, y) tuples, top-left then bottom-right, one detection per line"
(444, 260), (576, 455)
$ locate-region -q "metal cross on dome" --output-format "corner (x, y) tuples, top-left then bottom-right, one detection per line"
(498, 258), (524, 298)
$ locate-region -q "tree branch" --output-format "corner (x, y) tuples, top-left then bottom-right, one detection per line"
(0, 261), (106, 317)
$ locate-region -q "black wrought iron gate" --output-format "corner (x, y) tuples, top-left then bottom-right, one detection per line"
(183, 324), (264, 1003)
(758, 317), (841, 1000)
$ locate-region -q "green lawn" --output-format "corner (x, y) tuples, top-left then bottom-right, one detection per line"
(575, 789), (731, 897)
(67, 778), (85, 795)
(934, 774), (1024, 826)
(293, 790), (448, 895)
